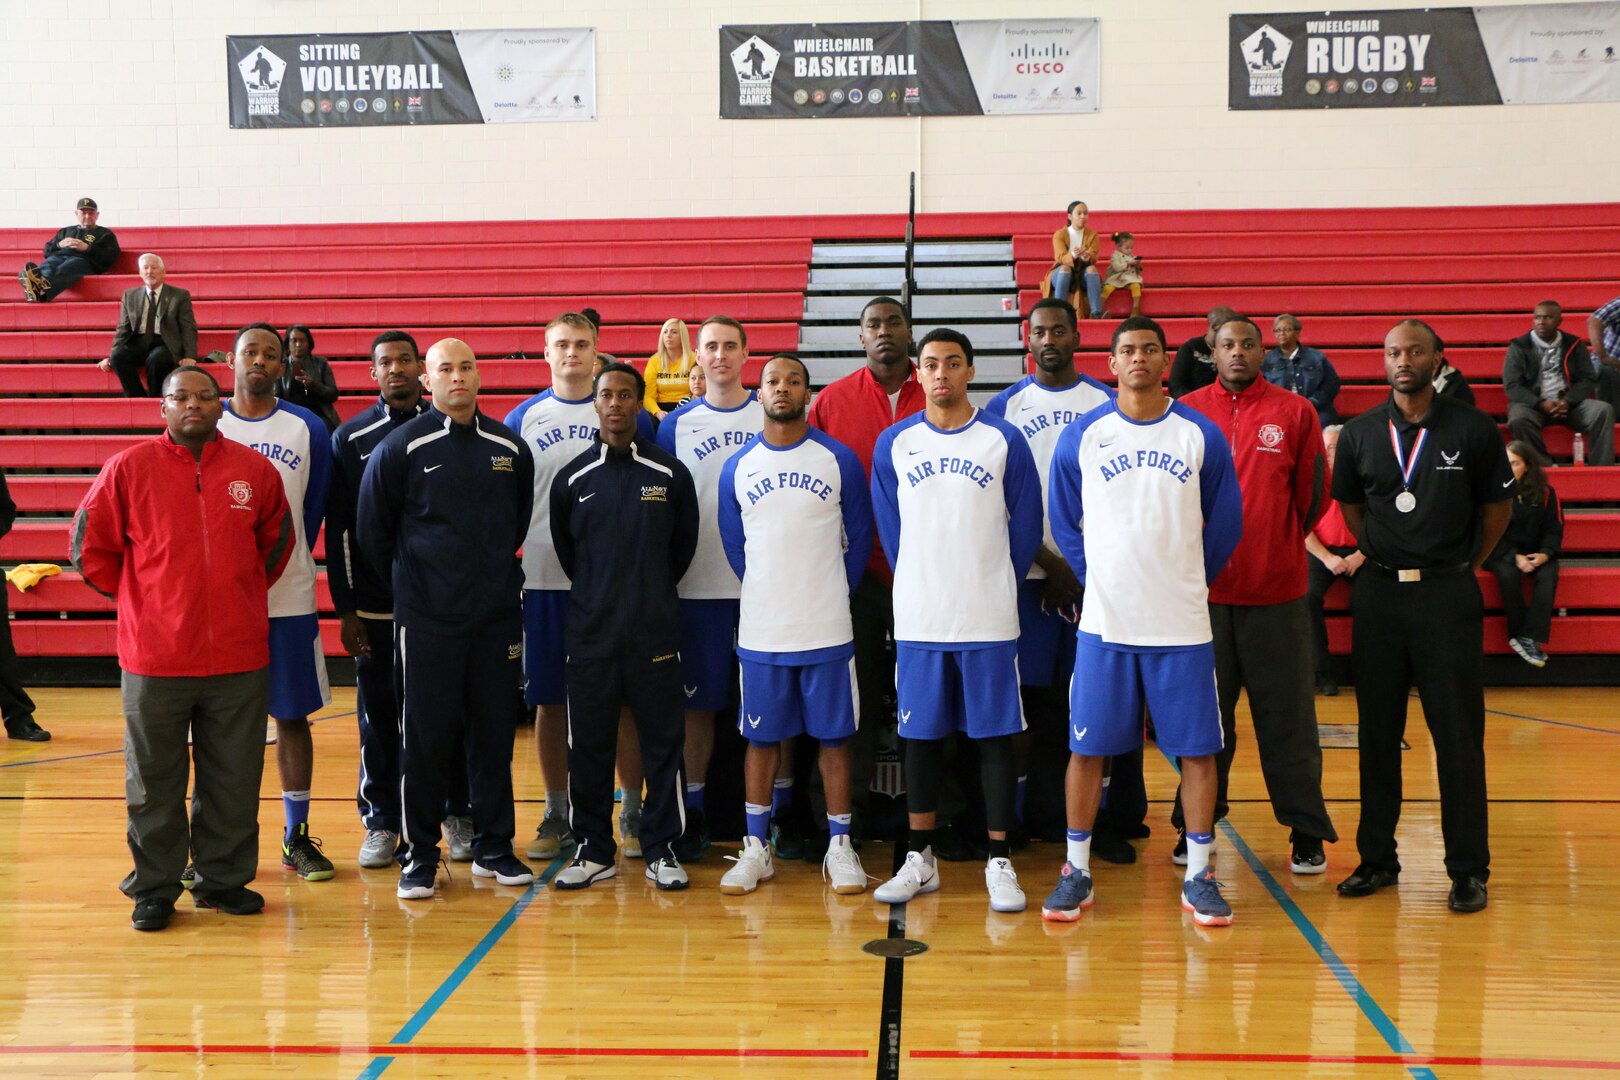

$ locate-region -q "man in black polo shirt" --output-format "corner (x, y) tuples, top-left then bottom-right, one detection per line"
(1168, 306), (1237, 398)
(1330, 319), (1513, 914)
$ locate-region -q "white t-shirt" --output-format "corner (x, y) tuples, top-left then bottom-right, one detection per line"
(656, 393), (765, 599)
(504, 389), (601, 591)
(985, 374), (1114, 579)
(1048, 400), (1243, 649)
(218, 400), (332, 618)
(871, 410), (1044, 646)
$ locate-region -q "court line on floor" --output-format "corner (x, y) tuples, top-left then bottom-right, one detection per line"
(1485, 706), (1620, 736)
(907, 1049), (1620, 1071)
(355, 852), (570, 1080)
(0, 710), (357, 770)
(874, 842), (910, 1080)
(0, 1044), (871, 1061)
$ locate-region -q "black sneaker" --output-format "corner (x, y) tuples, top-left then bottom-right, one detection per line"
(769, 818), (805, 861)
(1317, 677), (1339, 697)
(1290, 835), (1327, 875)
(282, 823), (336, 881)
(471, 852), (535, 886)
(131, 896), (175, 931)
(194, 885), (264, 915)
(673, 807), (709, 863)
(1171, 830), (1188, 866)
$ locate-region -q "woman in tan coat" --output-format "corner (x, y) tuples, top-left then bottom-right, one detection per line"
(1039, 200), (1101, 318)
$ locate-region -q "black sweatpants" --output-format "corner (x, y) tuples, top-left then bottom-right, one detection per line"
(1351, 570), (1489, 882)
(566, 649), (686, 864)
(1171, 599), (1337, 843)
(1484, 554), (1560, 644)
(355, 615), (469, 832)
(395, 620), (521, 873)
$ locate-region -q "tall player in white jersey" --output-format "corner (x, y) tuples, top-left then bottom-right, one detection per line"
(871, 328), (1044, 914)
(714, 355), (874, 895)
(216, 323), (335, 882)
(1042, 315), (1243, 927)
(505, 313), (652, 862)
(984, 298), (1132, 857)
(655, 315), (765, 860)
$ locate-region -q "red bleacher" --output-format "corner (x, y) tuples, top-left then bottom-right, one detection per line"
(3, 204), (1619, 666)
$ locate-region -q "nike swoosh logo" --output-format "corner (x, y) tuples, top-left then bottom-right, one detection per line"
(1098, 442), (1114, 449)
(746, 469), (762, 478)
(907, 450), (923, 457)
(747, 714), (762, 729)
(1073, 725), (1087, 741)
(1502, 477), (1515, 489)
(359, 452), (371, 461)
(423, 464), (443, 473)
(684, 685), (698, 698)
(578, 492), (596, 503)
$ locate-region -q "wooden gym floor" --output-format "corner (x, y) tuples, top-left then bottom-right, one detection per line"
(0, 685), (1616, 1079)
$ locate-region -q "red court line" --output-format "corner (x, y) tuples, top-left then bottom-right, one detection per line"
(911, 1049), (1620, 1070)
(0, 1043), (865, 1059)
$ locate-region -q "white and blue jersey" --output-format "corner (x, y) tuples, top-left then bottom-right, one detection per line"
(871, 409), (1044, 647)
(218, 399), (332, 619)
(1048, 399), (1243, 649)
(718, 428), (873, 663)
(656, 394), (765, 600)
(504, 389), (654, 591)
(985, 374), (1114, 580)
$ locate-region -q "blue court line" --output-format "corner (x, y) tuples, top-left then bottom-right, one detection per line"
(1157, 749), (1435, 1079)
(1485, 706), (1620, 737)
(355, 853), (569, 1080)
(0, 710), (357, 770)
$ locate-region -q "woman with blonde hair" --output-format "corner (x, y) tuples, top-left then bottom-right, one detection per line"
(645, 318), (698, 418)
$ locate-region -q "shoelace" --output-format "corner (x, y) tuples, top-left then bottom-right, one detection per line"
(820, 847), (880, 885)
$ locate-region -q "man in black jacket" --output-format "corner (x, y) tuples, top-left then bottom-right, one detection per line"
(19, 197), (121, 302)
(550, 361), (699, 892)
(358, 338), (535, 901)
(1504, 301), (1614, 465)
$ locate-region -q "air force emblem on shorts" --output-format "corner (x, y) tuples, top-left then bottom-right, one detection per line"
(228, 480), (253, 509)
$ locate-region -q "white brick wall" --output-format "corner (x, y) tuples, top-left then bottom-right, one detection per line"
(2, 0), (1613, 227)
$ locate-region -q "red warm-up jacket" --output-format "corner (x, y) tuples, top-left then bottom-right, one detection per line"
(70, 432), (294, 677)
(1183, 378), (1329, 606)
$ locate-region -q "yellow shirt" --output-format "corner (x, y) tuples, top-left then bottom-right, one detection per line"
(645, 352), (693, 415)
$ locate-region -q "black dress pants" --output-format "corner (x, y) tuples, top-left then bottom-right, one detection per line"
(110, 334), (177, 397)
(1307, 545), (1358, 681)
(566, 648), (686, 864)
(1350, 570), (1489, 882)
(1484, 554), (1560, 644)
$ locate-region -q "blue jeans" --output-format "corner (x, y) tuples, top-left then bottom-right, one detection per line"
(1049, 265), (1102, 314)
(37, 254), (94, 301)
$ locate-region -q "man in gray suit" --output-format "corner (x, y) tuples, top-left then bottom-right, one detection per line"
(101, 253), (198, 398)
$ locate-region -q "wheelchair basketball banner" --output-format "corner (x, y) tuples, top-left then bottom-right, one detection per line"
(227, 29), (596, 128)
(1230, 3), (1620, 109)
(719, 19), (1101, 118)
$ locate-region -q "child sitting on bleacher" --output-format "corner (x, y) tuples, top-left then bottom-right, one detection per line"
(1100, 232), (1143, 317)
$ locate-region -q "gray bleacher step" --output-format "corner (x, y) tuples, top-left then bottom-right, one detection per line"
(803, 294), (1015, 319)
(810, 266), (1015, 287)
(811, 241), (1013, 264)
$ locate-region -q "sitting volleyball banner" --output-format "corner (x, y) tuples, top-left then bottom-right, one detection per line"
(719, 19), (1101, 118)
(227, 29), (596, 128)
(1230, 2), (1620, 109)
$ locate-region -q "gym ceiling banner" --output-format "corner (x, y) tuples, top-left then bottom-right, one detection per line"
(719, 19), (1101, 118)
(227, 29), (596, 128)
(1230, 3), (1620, 109)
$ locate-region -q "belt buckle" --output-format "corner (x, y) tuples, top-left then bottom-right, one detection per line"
(1397, 569), (1422, 583)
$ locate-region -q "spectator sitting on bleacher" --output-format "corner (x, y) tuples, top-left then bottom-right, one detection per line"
(276, 325), (341, 432)
(1484, 441), (1563, 669)
(99, 254), (197, 399)
(582, 308), (616, 362)
(1263, 314), (1341, 427)
(1505, 301), (1614, 465)
(1169, 306), (1237, 398)
(18, 197), (121, 303)
(1588, 293), (1620, 413)
(1304, 424), (1362, 698)
(1040, 200), (1102, 319)
(1099, 232), (1143, 317)
(1432, 332), (1476, 406)
(644, 318), (698, 420)
(678, 363), (706, 409)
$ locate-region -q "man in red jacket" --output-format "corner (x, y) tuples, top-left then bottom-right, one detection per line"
(71, 367), (293, 932)
(1172, 316), (1338, 874)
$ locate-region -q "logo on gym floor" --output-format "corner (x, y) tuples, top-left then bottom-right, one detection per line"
(238, 45), (287, 116)
(228, 480), (254, 506)
(730, 35), (780, 107)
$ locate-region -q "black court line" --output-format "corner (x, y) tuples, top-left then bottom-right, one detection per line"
(875, 841), (908, 1080)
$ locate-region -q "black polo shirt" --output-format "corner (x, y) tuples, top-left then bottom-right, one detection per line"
(1169, 337), (1216, 398)
(1331, 392), (1514, 569)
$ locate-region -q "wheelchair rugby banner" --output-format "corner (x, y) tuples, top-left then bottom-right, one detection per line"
(719, 19), (1101, 118)
(227, 28), (597, 128)
(1230, 2), (1620, 109)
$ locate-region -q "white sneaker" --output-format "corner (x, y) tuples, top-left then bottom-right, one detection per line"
(552, 857), (616, 890)
(719, 836), (775, 895)
(442, 815), (475, 862)
(646, 853), (690, 891)
(822, 834), (868, 895)
(358, 829), (399, 869)
(874, 848), (940, 904)
(985, 856), (1026, 913)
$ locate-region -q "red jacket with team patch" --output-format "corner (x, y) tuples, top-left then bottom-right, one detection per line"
(1183, 378), (1329, 606)
(71, 432), (294, 677)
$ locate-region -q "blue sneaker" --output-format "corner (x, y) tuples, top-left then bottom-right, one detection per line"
(1040, 861), (1095, 923)
(1181, 868), (1233, 926)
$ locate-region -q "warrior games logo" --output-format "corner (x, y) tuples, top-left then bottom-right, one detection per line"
(238, 45), (288, 116)
(730, 35), (781, 107)
(1240, 24), (1292, 97)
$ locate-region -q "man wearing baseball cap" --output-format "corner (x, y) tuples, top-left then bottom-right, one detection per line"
(19, 197), (121, 302)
